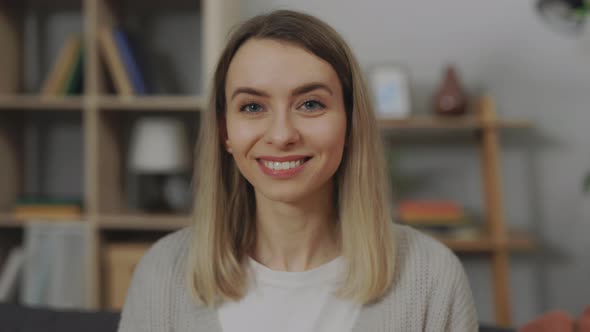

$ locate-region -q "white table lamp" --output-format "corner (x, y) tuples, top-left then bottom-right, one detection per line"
(129, 117), (190, 173)
(128, 117), (192, 212)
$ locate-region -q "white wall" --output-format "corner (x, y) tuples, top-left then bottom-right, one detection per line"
(241, 0), (590, 326)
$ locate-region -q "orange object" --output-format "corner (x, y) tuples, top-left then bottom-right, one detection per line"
(397, 200), (462, 214)
(578, 305), (590, 332)
(398, 211), (463, 220)
(518, 310), (574, 332)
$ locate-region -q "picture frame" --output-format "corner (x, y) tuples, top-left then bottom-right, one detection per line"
(368, 64), (412, 119)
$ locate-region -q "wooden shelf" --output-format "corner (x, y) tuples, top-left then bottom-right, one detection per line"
(97, 96), (206, 112)
(98, 213), (192, 231)
(378, 115), (532, 130)
(435, 232), (535, 253)
(0, 212), (85, 222)
(0, 213), (86, 227)
(0, 212), (192, 231)
(0, 95), (206, 112)
(0, 96), (83, 111)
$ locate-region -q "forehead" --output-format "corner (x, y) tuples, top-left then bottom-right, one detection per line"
(225, 38), (341, 94)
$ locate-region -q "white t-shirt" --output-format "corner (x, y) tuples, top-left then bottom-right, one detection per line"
(218, 256), (361, 332)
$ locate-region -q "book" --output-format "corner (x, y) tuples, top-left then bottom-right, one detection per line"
(14, 197), (82, 217)
(397, 200), (466, 225)
(16, 197), (83, 206)
(62, 45), (84, 95)
(13, 197), (83, 221)
(113, 29), (147, 94)
(397, 200), (463, 214)
(13, 211), (82, 221)
(14, 205), (82, 214)
(99, 27), (134, 96)
(41, 35), (83, 96)
(22, 223), (89, 309)
(0, 247), (24, 302)
(414, 223), (482, 240)
(399, 216), (467, 226)
(398, 211), (464, 220)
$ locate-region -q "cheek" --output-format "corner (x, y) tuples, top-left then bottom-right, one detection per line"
(226, 117), (263, 156)
(303, 116), (347, 161)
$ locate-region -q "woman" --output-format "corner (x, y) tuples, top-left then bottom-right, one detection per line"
(119, 10), (478, 332)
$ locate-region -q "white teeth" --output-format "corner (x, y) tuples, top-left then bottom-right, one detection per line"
(262, 159), (306, 171)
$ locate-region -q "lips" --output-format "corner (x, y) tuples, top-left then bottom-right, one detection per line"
(256, 156), (312, 178)
(256, 155), (311, 162)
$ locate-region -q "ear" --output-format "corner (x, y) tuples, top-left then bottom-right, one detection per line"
(225, 139), (233, 154)
(218, 113), (232, 153)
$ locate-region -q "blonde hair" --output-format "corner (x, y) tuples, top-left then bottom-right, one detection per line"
(187, 9), (395, 306)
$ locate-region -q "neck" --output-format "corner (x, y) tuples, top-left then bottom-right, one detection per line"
(251, 184), (341, 272)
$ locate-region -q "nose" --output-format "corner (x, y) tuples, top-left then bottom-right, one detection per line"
(263, 110), (300, 149)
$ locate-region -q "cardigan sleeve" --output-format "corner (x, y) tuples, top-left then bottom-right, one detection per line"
(423, 242), (479, 332)
(444, 258), (479, 332)
(117, 250), (154, 332)
(117, 229), (190, 332)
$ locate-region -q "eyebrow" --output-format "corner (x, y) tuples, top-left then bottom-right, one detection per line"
(230, 82), (334, 101)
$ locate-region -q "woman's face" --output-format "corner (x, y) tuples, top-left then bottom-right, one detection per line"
(224, 38), (347, 205)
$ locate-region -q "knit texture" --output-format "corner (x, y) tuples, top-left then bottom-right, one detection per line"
(118, 224), (478, 332)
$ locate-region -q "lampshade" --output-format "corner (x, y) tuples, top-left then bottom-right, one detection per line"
(129, 117), (191, 173)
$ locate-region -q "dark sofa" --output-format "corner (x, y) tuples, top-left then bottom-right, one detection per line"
(0, 303), (514, 332)
(0, 303), (120, 332)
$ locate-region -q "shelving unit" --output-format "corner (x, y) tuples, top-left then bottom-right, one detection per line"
(0, 0), (530, 327)
(384, 96), (534, 327)
(0, 0), (239, 310)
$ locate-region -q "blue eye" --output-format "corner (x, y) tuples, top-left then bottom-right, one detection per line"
(240, 103), (263, 113)
(300, 100), (325, 112)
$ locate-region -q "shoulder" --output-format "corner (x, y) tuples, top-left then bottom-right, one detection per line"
(369, 224), (477, 329)
(142, 226), (193, 262)
(392, 223), (465, 279)
(136, 227), (193, 274)
(130, 227), (194, 289)
(387, 223), (471, 300)
(388, 224), (478, 330)
(119, 227), (195, 330)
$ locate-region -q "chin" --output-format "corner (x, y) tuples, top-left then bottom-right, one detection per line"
(257, 187), (308, 205)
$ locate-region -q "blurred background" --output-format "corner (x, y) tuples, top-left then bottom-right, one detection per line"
(0, 0), (589, 330)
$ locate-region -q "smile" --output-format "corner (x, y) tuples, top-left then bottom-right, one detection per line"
(261, 159), (306, 170)
(256, 156), (312, 178)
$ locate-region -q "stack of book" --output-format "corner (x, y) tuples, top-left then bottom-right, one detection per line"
(13, 197), (83, 221)
(99, 26), (147, 96)
(22, 223), (90, 309)
(39, 27), (148, 97)
(41, 34), (84, 96)
(396, 200), (480, 239)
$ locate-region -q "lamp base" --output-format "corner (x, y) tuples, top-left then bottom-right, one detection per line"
(137, 174), (173, 213)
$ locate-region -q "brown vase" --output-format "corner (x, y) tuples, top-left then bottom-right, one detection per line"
(433, 65), (468, 116)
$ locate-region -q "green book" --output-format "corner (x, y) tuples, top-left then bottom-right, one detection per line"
(62, 44), (84, 95)
(16, 197), (83, 207)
